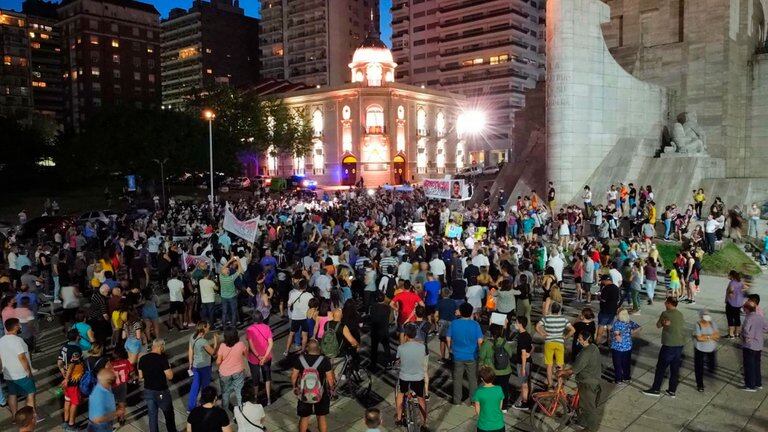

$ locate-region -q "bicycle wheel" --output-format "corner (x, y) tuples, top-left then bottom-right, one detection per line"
(529, 394), (573, 432)
(350, 367), (372, 398)
(406, 399), (421, 432)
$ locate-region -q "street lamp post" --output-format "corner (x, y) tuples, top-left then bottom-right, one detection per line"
(203, 109), (216, 218)
(152, 157), (169, 210)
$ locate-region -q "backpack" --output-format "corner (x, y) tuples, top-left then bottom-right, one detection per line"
(380, 274), (396, 298)
(320, 321), (340, 358)
(492, 339), (510, 370)
(298, 355), (325, 404)
(79, 357), (104, 396)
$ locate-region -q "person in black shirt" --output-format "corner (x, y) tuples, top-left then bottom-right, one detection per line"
(597, 275), (621, 344)
(87, 283), (111, 345)
(463, 261), (480, 286)
(571, 308), (597, 361)
(547, 181), (556, 210)
(186, 386), (231, 432)
(513, 317), (533, 411)
(291, 339), (334, 432)
(369, 292), (393, 368)
(138, 339), (176, 432)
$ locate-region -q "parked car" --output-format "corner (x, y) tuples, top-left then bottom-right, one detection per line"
(249, 175), (272, 188)
(17, 216), (74, 241)
(221, 176), (251, 190)
(77, 210), (117, 226)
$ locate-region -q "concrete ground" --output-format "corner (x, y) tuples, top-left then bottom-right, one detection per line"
(1, 271), (767, 432)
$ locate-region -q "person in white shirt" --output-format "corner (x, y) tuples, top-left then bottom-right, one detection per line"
(285, 280), (313, 355)
(465, 284), (486, 316)
(547, 251), (565, 283)
(234, 384), (266, 432)
(471, 249), (490, 268)
(704, 215), (719, 254)
(464, 235), (475, 250)
(428, 253), (446, 282)
(167, 269), (185, 330)
(199, 272), (219, 325)
(397, 256), (413, 282)
(608, 264), (623, 287)
(313, 269), (332, 299)
(0, 318), (38, 419)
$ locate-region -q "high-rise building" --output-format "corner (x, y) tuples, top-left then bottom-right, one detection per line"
(161, 0), (259, 108)
(0, 9), (33, 118)
(259, 0), (379, 87)
(57, 0), (161, 130)
(390, 0), (545, 165)
(23, 0), (64, 123)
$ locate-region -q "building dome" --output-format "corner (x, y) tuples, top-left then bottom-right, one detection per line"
(349, 22), (396, 86)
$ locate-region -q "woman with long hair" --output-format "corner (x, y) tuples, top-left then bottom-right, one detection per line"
(610, 308), (641, 384)
(724, 270), (747, 338)
(122, 308), (143, 364)
(246, 311), (274, 405)
(217, 326), (248, 410)
(187, 321), (218, 412)
(141, 287), (161, 344)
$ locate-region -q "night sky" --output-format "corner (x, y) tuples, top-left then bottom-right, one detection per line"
(0, 0), (393, 46)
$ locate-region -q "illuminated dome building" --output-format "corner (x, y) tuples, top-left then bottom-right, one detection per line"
(261, 22), (471, 187)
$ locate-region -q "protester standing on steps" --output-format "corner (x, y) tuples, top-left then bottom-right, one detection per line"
(138, 339), (176, 432)
(187, 321), (218, 412)
(447, 302), (484, 405)
(643, 297), (686, 398)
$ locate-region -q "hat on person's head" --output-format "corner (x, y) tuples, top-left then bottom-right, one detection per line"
(699, 308), (712, 321)
(599, 274), (612, 281)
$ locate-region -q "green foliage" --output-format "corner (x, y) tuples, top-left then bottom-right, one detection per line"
(57, 105), (227, 181)
(656, 242), (761, 276)
(186, 85), (314, 158)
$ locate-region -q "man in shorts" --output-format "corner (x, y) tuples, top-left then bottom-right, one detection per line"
(291, 339), (334, 432)
(0, 318), (39, 420)
(395, 325), (428, 428)
(535, 303), (574, 388)
(285, 279), (313, 355)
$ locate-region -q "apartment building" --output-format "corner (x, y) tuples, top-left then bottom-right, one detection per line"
(0, 9), (33, 118)
(390, 0), (545, 165)
(23, 0), (64, 122)
(161, 0), (259, 108)
(259, 0), (378, 87)
(57, 0), (161, 130)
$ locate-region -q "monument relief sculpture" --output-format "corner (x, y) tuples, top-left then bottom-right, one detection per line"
(671, 112), (706, 154)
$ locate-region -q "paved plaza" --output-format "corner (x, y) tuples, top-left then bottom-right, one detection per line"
(0, 269), (766, 432)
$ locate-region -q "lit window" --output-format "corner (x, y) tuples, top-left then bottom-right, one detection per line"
(32, 81), (47, 88)
(312, 110), (323, 136)
(90, 35), (99, 45)
(147, 47), (154, 53)
(366, 105), (384, 133)
(205, 48), (212, 54)
(417, 108), (427, 136)
(342, 105), (351, 120)
(436, 112), (445, 137)
(112, 54), (120, 63)
(178, 47), (197, 60)
(71, 70), (78, 80)
(91, 67), (100, 76)
(3, 55), (11, 66)
(473, 58), (483, 65)
(40, 33), (49, 39)
(490, 56), (499, 65)
(206, 69), (212, 74)
(31, 42), (41, 49)
(29, 31), (35, 38)
(111, 39), (119, 47)
(366, 63), (382, 87)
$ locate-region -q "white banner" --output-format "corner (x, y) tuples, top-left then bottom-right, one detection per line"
(422, 178), (468, 200)
(412, 222), (427, 236)
(223, 205), (259, 243)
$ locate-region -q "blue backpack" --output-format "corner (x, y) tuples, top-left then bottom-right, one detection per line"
(79, 357), (105, 396)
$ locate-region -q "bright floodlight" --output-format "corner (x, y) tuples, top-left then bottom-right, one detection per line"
(203, 109), (216, 120)
(367, 188), (375, 196)
(457, 110), (486, 137)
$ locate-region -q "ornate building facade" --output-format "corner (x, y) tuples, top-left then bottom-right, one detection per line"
(267, 27), (469, 187)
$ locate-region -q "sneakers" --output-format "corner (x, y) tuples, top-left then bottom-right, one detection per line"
(743, 387), (758, 392)
(641, 389), (661, 397)
(665, 390), (676, 398)
(512, 401), (531, 411)
(697, 387), (704, 393)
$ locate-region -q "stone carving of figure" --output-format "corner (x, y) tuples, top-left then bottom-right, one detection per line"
(671, 112), (706, 154)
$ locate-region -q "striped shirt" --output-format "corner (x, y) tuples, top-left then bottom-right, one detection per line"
(379, 256), (398, 274)
(540, 315), (569, 344)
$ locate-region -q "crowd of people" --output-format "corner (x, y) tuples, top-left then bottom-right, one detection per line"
(0, 180), (766, 432)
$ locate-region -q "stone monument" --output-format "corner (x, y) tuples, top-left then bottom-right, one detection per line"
(670, 112), (706, 155)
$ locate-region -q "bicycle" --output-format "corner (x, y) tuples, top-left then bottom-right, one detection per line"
(529, 375), (580, 432)
(335, 353), (372, 399)
(402, 390), (423, 432)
